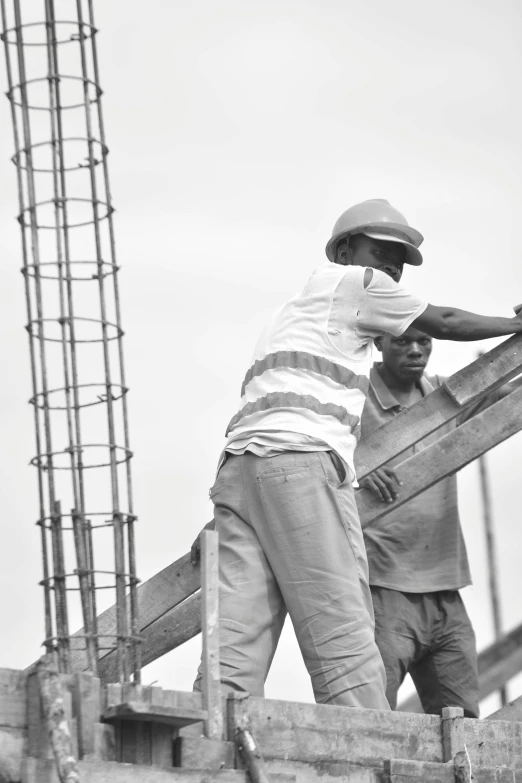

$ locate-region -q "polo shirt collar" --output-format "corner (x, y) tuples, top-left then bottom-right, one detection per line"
(370, 363), (435, 410)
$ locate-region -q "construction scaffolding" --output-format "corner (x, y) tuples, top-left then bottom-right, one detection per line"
(0, 0), (140, 682)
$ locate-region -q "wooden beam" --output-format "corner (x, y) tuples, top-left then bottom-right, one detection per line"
(486, 694), (522, 723)
(383, 758), (514, 783)
(357, 384), (522, 527)
(97, 592), (201, 682)
(227, 695), (443, 766)
(69, 337), (522, 677)
(98, 385), (522, 676)
(0, 669), (27, 730)
(103, 702), (207, 727)
(227, 695), (522, 770)
(355, 333), (522, 479)
(66, 552), (200, 674)
(22, 758), (279, 783)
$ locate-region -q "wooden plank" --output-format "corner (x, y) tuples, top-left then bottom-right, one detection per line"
(441, 707), (465, 761)
(151, 724), (174, 768)
(0, 668), (27, 729)
(265, 758), (379, 783)
(0, 726), (26, 783)
(103, 701), (207, 727)
(98, 592), (201, 682)
(67, 552), (201, 672)
(478, 623), (522, 701)
(383, 759), (454, 783)
(36, 657), (81, 782)
(227, 695), (443, 765)
(77, 761), (291, 783)
(67, 337), (522, 676)
(174, 736), (235, 770)
(462, 717), (522, 769)
(486, 694), (522, 723)
(201, 530), (223, 740)
(355, 333), (522, 479)
(383, 758), (515, 783)
(93, 723), (116, 762)
(103, 687), (204, 712)
(357, 385), (522, 528)
(110, 386), (522, 671)
(26, 668), (49, 760)
(443, 334), (522, 407)
(72, 671), (101, 759)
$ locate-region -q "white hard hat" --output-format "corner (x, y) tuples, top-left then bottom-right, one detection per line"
(325, 199), (424, 266)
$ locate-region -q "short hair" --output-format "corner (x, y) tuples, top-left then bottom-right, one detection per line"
(334, 232), (365, 264)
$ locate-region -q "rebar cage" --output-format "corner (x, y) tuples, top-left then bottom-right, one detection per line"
(1, 0), (141, 681)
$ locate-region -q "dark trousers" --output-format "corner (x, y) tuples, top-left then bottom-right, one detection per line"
(371, 586), (479, 718)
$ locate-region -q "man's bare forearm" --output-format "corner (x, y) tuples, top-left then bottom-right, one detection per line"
(414, 304), (522, 341)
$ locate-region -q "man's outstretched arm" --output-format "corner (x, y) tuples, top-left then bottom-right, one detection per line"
(413, 303), (522, 341)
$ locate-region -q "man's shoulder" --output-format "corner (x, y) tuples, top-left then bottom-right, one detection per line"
(423, 373), (446, 391)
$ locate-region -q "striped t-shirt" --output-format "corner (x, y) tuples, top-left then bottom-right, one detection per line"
(224, 264), (427, 482)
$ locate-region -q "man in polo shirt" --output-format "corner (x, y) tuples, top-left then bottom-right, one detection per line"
(359, 327), (518, 717)
(193, 199), (522, 710)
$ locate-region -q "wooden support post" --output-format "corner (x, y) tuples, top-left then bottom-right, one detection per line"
(71, 671), (101, 759)
(478, 449), (507, 707)
(36, 656), (81, 783)
(441, 707), (466, 762)
(441, 708), (471, 783)
(201, 529), (223, 740)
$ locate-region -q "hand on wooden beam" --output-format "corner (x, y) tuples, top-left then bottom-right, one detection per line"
(191, 520), (217, 565)
(358, 466), (402, 504)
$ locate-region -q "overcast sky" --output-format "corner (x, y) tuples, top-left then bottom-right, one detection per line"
(1, 0), (522, 716)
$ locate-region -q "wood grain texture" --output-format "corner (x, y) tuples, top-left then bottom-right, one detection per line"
(0, 668), (27, 729)
(486, 694), (522, 723)
(65, 336), (522, 675)
(201, 530), (223, 740)
(68, 552), (201, 673)
(356, 333), (522, 478)
(227, 696), (443, 765)
(357, 385), (522, 527)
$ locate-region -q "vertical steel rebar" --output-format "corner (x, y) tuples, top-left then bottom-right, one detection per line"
(1, 0), (140, 679)
(0, 0), (54, 655)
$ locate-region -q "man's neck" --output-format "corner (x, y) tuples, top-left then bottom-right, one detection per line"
(376, 364), (423, 407)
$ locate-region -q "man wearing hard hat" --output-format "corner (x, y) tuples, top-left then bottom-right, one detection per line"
(195, 199), (522, 709)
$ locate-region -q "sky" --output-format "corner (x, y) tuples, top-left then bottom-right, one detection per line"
(0, 0), (522, 716)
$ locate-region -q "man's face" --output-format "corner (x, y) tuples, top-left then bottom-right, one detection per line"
(347, 235), (405, 282)
(377, 327), (433, 382)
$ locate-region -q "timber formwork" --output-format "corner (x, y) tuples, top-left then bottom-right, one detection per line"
(68, 335), (522, 699)
(1, 666), (522, 783)
(2, 335), (522, 783)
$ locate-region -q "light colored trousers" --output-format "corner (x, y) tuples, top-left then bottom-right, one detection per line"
(196, 450), (389, 709)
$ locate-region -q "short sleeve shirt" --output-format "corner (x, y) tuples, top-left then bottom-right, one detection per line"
(361, 365), (472, 592)
(328, 267), (428, 356)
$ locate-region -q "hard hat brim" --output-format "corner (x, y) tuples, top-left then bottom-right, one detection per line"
(362, 230), (423, 266)
(325, 222), (424, 266)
